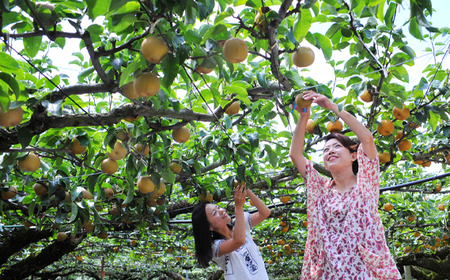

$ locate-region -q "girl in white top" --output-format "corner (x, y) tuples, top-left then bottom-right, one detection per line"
(192, 184), (271, 279)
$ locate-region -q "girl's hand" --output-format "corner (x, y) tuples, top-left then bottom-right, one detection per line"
(234, 184), (247, 208)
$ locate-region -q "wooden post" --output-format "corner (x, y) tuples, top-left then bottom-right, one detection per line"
(101, 256), (105, 280)
(404, 266), (412, 280)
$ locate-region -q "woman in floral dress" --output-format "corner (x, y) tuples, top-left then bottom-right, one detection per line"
(289, 91), (401, 279)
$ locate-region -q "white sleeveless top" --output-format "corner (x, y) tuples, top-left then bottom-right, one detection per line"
(212, 212), (269, 280)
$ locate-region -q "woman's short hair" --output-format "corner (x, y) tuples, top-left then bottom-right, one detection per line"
(324, 133), (360, 175)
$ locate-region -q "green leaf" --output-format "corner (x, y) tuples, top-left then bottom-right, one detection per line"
(375, 0), (384, 21)
(92, 206), (101, 224)
(161, 54), (180, 89)
(88, 174), (100, 190)
(313, 33), (332, 60)
(293, 8), (312, 43)
(225, 176), (234, 190)
(257, 102), (275, 120)
(123, 184), (134, 204)
(0, 73), (20, 97)
(23, 36), (42, 58)
(86, 0), (112, 20)
(264, 144), (277, 168)
(0, 0), (9, 12)
(69, 202), (78, 223)
(54, 37), (66, 48)
(347, 76), (363, 87)
(64, 95), (89, 108)
(160, 218), (169, 231)
(387, 95), (403, 109)
(384, 2), (396, 30)
(303, 0), (317, 9)
(276, 131), (292, 139)
(400, 46), (416, 59)
(28, 201), (36, 217)
(161, 169), (175, 185)
(214, 8), (232, 23)
(55, 211), (68, 224)
(185, 2), (196, 25)
(325, 23), (341, 39)
(428, 111), (439, 132)
(185, 30), (202, 44)
(170, 98), (180, 113)
(109, 0), (128, 12)
(223, 85), (247, 96)
(247, 132), (259, 151)
(178, 44), (191, 67)
(391, 65), (409, 83)
(17, 126), (33, 148)
(367, 0), (384, 6)
(78, 67), (95, 82)
(350, 0), (361, 10)
(342, 57), (359, 74)
(351, 82), (367, 96)
(391, 53), (414, 67)
(256, 71), (267, 88)
(409, 17), (423, 40)
(202, 24), (227, 44)
(237, 165), (245, 182)
(285, 71), (304, 89)
(0, 52), (20, 74)
(411, 2), (439, 32)
(86, 24), (104, 35)
(119, 59), (141, 87)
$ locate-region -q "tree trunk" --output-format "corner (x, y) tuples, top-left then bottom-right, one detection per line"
(0, 233), (85, 280)
(0, 227), (53, 266)
(397, 248), (450, 279)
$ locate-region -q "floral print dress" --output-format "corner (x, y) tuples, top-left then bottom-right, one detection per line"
(300, 145), (401, 279)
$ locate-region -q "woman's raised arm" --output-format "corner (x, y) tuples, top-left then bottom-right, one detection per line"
(302, 91), (377, 159)
(289, 91), (316, 178)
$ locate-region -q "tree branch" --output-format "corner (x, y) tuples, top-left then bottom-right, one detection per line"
(81, 31), (111, 85)
(266, 0), (294, 91)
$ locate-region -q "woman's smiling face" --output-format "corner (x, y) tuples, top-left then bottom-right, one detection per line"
(323, 138), (356, 171)
(205, 203), (231, 231)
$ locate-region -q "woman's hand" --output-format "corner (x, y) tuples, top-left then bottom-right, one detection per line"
(234, 184), (247, 208)
(303, 91), (337, 112)
(290, 90), (318, 115)
(290, 103), (311, 115)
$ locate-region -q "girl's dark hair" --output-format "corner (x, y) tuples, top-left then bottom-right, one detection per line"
(192, 202), (229, 268)
(324, 133), (360, 175)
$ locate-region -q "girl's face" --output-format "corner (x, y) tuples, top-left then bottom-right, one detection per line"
(323, 138), (357, 171)
(205, 204), (231, 231)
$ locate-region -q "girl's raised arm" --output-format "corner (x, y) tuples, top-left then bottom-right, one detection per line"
(248, 189), (270, 227)
(216, 184), (247, 256)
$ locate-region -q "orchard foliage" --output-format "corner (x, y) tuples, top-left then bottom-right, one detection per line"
(0, 0), (449, 279)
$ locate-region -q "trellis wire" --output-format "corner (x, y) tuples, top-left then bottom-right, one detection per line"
(380, 171), (450, 193)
